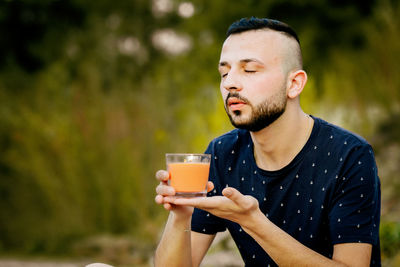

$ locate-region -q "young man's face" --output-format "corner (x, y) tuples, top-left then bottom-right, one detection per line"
(218, 29), (290, 132)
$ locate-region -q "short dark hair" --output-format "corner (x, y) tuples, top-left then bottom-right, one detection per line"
(226, 17), (300, 44)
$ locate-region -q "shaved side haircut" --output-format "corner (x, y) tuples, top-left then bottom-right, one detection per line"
(227, 17), (303, 72)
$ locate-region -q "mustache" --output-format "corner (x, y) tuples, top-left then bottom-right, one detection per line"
(225, 92), (250, 106)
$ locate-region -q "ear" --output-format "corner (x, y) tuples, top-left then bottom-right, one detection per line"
(286, 70), (307, 99)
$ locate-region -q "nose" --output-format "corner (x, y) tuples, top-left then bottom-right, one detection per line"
(222, 71), (242, 92)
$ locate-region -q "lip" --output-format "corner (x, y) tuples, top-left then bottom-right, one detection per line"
(227, 97), (246, 111)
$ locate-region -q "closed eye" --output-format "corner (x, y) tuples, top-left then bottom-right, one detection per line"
(245, 70), (256, 73)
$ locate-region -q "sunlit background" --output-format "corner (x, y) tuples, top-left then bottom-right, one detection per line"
(0, 0), (399, 266)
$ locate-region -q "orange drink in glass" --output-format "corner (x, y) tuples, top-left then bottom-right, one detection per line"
(166, 153), (211, 197)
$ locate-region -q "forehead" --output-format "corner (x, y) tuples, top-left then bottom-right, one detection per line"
(220, 29), (286, 64)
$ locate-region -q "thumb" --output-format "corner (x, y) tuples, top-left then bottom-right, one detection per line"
(206, 181), (215, 193)
(222, 187), (243, 203)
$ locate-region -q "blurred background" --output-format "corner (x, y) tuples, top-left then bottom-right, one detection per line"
(0, 0), (399, 266)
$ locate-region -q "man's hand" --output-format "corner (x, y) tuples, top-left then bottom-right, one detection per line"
(154, 170), (216, 267)
(165, 187), (260, 226)
(154, 170), (215, 218)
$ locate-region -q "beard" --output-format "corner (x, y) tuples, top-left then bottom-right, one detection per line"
(225, 89), (287, 132)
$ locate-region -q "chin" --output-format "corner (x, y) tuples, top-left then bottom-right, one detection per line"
(231, 116), (252, 127)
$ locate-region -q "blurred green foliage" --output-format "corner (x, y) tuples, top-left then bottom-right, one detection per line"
(0, 0), (399, 265)
(380, 221), (400, 259)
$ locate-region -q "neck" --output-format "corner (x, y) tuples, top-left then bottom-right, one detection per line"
(250, 107), (313, 171)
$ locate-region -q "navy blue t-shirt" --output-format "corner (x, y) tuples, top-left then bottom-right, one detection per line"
(191, 116), (381, 266)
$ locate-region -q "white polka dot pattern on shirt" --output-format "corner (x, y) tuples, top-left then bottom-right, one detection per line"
(201, 125), (380, 265)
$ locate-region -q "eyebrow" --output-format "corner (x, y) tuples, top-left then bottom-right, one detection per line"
(218, 58), (264, 67)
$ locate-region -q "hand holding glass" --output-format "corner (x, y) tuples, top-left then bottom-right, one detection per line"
(166, 153), (211, 197)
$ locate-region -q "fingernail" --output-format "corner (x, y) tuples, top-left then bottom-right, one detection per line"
(224, 188), (232, 196)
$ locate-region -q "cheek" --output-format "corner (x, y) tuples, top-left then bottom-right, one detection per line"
(220, 85), (228, 99)
(247, 79), (268, 98)
(249, 80), (286, 105)
(253, 74), (286, 94)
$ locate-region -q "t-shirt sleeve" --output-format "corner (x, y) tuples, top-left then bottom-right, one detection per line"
(191, 140), (227, 234)
(191, 208), (227, 234)
(329, 144), (380, 245)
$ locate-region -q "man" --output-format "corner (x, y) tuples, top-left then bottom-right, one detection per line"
(154, 17), (381, 266)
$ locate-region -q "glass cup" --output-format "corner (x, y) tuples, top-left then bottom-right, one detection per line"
(166, 153), (211, 197)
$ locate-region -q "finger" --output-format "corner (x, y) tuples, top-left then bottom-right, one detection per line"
(222, 187), (243, 204)
(155, 194), (164, 204)
(173, 196), (224, 209)
(163, 203), (173, 210)
(206, 181), (214, 193)
(172, 196), (205, 206)
(155, 170), (170, 182)
(86, 264), (114, 267)
(156, 183), (176, 196)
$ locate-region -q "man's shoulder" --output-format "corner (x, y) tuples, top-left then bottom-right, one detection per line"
(207, 128), (250, 153)
(314, 116), (371, 148)
(211, 128), (247, 143)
